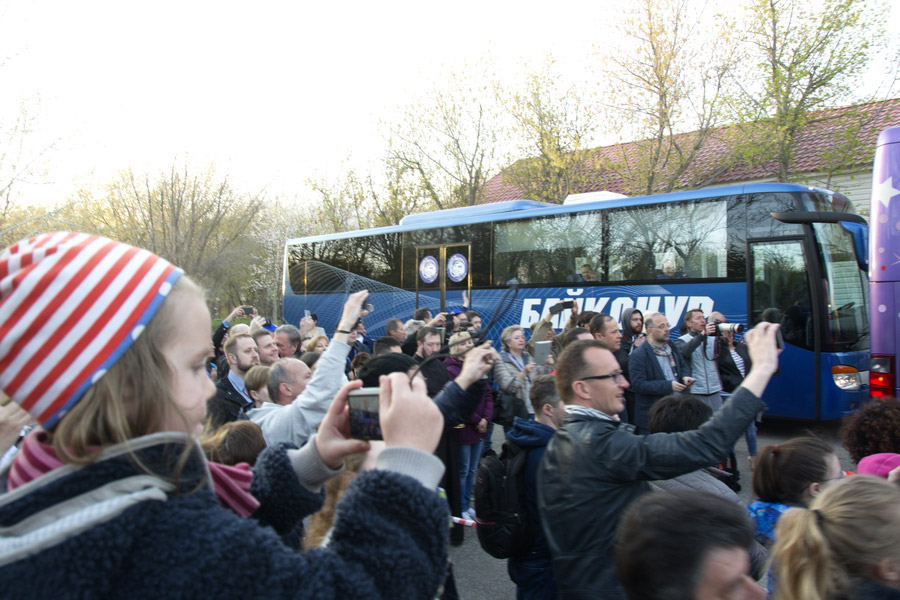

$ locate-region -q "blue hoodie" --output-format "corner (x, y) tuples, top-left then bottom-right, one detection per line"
(507, 416), (557, 560)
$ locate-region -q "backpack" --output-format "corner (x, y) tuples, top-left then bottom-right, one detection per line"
(472, 439), (535, 559)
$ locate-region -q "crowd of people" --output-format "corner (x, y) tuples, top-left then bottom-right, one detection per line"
(0, 232), (899, 599)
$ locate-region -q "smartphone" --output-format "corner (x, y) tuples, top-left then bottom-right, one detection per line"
(348, 387), (383, 440)
(775, 326), (784, 350)
(533, 340), (552, 365)
(364, 303), (374, 312)
(549, 300), (576, 316)
(304, 309), (311, 318)
(242, 305), (254, 316)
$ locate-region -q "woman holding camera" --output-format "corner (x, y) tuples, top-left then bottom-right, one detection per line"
(717, 320), (758, 470)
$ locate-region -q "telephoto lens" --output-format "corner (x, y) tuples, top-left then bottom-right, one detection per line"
(716, 322), (744, 334)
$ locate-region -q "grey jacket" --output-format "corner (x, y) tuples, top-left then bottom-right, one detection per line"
(493, 351), (550, 416)
(248, 339), (350, 447)
(652, 469), (768, 579)
(676, 331), (722, 395)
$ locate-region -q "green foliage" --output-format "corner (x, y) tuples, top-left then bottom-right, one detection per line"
(598, 0), (740, 195)
(386, 66), (503, 211)
(59, 161), (267, 313)
(731, 0), (888, 180)
(500, 60), (599, 204)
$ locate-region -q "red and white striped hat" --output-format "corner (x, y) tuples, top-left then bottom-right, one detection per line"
(0, 232), (183, 427)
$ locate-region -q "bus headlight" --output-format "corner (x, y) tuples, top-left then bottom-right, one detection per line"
(831, 365), (861, 391)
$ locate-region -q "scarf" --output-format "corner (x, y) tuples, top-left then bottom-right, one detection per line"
(650, 340), (677, 372)
(7, 430), (260, 518)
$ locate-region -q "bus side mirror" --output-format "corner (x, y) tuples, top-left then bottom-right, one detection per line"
(840, 221), (868, 272)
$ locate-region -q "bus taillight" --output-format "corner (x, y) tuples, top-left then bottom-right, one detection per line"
(870, 355), (895, 398)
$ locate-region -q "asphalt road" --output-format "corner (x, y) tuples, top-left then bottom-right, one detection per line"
(449, 417), (853, 599)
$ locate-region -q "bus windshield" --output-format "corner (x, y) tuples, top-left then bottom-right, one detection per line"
(814, 220), (870, 352)
(799, 192), (869, 352)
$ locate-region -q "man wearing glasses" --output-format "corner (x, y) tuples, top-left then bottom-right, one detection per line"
(537, 324), (780, 599)
(629, 312), (695, 434)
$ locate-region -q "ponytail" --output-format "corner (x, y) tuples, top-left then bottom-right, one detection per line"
(773, 476), (900, 600)
(773, 507), (844, 600)
(752, 436), (833, 504)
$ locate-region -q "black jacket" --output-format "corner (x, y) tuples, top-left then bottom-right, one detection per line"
(537, 387), (766, 599)
(414, 354), (451, 399)
(628, 339), (692, 432)
(207, 376), (251, 430)
(717, 341), (751, 394)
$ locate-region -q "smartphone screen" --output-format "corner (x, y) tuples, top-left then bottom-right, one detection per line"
(348, 388), (383, 440)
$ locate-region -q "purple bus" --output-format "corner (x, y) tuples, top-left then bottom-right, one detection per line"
(869, 127), (900, 397)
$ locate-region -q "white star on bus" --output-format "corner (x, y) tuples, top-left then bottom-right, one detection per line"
(875, 176), (900, 209)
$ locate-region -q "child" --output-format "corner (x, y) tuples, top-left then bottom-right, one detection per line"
(0, 232), (448, 598)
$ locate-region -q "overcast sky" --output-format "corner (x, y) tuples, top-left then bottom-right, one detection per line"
(2, 0), (623, 206)
(2, 0), (894, 208)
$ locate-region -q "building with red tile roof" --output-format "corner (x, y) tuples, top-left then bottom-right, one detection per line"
(483, 98), (900, 214)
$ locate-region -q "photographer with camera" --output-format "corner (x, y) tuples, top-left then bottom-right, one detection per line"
(713, 312), (758, 470)
(676, 309), (725, 413)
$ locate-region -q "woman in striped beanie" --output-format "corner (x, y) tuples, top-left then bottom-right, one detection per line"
(0, 232), (449, 599)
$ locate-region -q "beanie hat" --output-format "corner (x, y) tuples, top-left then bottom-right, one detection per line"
(357, 353), (417, 387)
(857, 453), (900, 479)
(0, 232), (183, 427)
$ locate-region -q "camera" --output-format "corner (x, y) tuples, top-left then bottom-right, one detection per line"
(713, 319), (744, 334)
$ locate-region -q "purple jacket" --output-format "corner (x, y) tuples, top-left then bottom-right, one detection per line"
(444, 356), (493, 445)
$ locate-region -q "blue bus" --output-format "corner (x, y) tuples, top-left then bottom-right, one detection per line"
(283, 182), (870, 419)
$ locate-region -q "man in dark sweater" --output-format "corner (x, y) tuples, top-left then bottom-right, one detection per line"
(506, 374), (566, 599)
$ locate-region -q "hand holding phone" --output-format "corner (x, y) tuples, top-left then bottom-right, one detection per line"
(377, 373), (442, 453)
(315, 381), (372, 468)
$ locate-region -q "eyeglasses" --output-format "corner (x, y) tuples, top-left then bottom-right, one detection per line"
(578, 371), (626, 384)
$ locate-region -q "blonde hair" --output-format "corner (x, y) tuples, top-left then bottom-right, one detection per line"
(448, 331), (472, 357)
(500, 325), (524, 352)
(50, 276), (204, 465)
(774, 475), (900, 600)
(304, 452), (367, 549)
(307, 335), (328, 352)
(243, 365), (270, 393)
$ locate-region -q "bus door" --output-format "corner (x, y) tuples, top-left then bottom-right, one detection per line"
(413, 244), (471, 313)
(748, 237), (820, 418)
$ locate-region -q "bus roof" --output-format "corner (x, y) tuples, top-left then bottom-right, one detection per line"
(285, 182), (834, 246)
